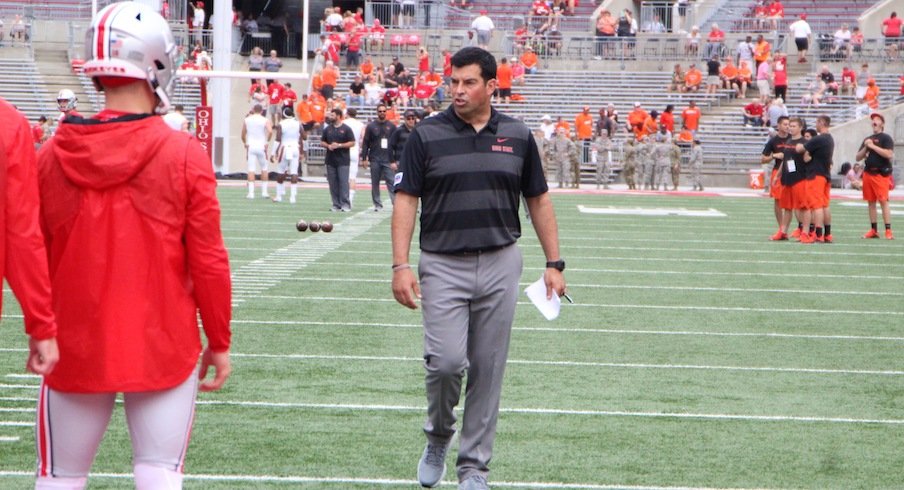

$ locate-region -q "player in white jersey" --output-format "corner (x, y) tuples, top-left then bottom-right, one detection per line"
(273, 106), (306, 203)
(343, 107), (365, 207)
(241, 104), (273, 199)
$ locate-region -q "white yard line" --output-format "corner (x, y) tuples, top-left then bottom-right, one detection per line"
(0, 471), (781, 490)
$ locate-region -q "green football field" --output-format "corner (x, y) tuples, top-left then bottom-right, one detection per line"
(2, 186), (903, 489)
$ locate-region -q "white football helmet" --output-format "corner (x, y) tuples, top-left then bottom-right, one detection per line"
(83, 2), (177, 114)
(57, 89), (78, 112)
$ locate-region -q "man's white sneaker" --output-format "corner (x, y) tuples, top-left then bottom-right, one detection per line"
(417, 442), (449, 488)
(289, 196), (296, 204)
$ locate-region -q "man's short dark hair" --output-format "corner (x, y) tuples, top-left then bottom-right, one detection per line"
(174, 104), (184, 112)
(346, 107), (357, 118)
(776, 115), (789, 125)
(816, 115), (831, 127)
(450, 47), (496, 82)
(331, 108), (343, 118)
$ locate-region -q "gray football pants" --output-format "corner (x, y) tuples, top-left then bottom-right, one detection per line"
(418, 244), (523, 482)
(325, 163), (350, 210)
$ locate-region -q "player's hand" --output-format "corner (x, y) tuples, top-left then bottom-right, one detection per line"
(544, 269), (566, 300)
(390, 162), (398, 171)
(26, 337), (59, 376)
(199, 348), (231, 392)
(392, 267), (421, 309)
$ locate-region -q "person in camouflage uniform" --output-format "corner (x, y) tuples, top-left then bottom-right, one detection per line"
(669, 139), (682, 190)
(654, 133), (671, 190)
(622, 138), (637, 190)
(546, 126), (579, 188)
(592, 132), (613, 189)
(637, 136), (653, 190)
(688, 138), (704, 191)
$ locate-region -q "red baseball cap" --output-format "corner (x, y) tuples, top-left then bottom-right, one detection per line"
(800, 13), (807, 19)
(480, 9), (488, 15)
(870, 113), (884, 123)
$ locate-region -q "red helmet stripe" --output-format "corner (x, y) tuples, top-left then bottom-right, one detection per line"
(94, 4), (120, 60)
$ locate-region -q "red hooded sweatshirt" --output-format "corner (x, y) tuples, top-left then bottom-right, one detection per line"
(37, 113), (231, 393)
(0, 99), (57, 341)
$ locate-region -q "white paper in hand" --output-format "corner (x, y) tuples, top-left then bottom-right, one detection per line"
(524, 275), (561, 320)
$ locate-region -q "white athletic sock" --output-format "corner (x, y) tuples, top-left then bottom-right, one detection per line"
(290, 183), (298, 198)
(134, 463), (183, 490)
(276, 183), (285, 198)
(260, 181), (270, 197)
(35, 476), (88, 490)
(349, 189), (356, 205)
(246, 182), (254, 196)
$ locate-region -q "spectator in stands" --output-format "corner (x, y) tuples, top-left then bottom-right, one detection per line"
(346, 31), (362, 69)
(851, 27), (864, 55)
(346, 74), (366, 109)
(321, 60), (339, 100)
(686, 26), (701, 56)
(738, 61), (753, 98)
(818, 65), (839, 97)
(369, 19), (386, 50)
(267, 80), (286, 125)
(511, 59), (526, 86)
(685, 63), (703, 92)
(705, 55), (722, 95)
(660, 104), (676, 134)
(575, 106), (594, 160)
(900, 74), (904, 95)
(496, 57), (513, 103)
(882, 12), (902, 60)
(788, 13), (811, 63)
(754, 35), (771, 72)
(772, 53), (787, 101)
(642, 110), (660, 140)
(767, 0), (784, 31)
(737, 35), (755, 69)
(855, 78), (880, 119)
(832, 25), (852, 59)
(668, 64), (686, 93)
(539, 114), (556, 140)
(720, 57), (740, 95)
(471, 10), (495, 49)
(704, 23), (726, 59)
(643, 14), (666, 33)
(677, 124), (694, 147)
(681, 100), (701, 136)
(856, 63), (871, 99)
(802, 78), (826, 107)
(756, 54), (772, 102)
(596, 107), (617, 138)
(618, 9), (638, 56)
(765, 97), (788, 127)
(364, 75), (384, 106)
(594, 9), (617, 60)
(628, 102), (648, 139)
(32, 115), (49, 148)
(839, 65), (857, 95)
(841, 162), (863, 190)
(248, 46), (264, 72)
(743, 99), (765, 127)
(264, 50), (283, 73)
(521, 46), (539, 74)
(323, 7), (342, 31)
(753, 0), (768, 31)
(163, 105), (190, 132)
(528, 0), (551, 28)
(418, 47), (430, 75)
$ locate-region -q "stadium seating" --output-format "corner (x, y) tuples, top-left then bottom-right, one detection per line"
(0, 58), (54, 122)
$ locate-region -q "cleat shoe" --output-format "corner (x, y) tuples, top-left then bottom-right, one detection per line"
(862, 229), (880, 239)
(417, 442), (449, 488)
(799, 232), (815, 244)
(289, 196), (296, 204)
(886, 229), (895, 240)
(815, 235), (825, 243)
(769, 231), (788, 241)
(823, 234), (833, 243)
(245, 193), (254, 199)
(459, 475), (489, 490)
(790, 228), (802, 238)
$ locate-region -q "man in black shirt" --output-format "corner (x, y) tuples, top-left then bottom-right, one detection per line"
(345, 75), (365, 109)
(392, 47), (566, 490)
(782, 117), (810, 241)
(856, 113), (895, 239)
(360, 104), (397, 210)
(762, 116), (792, 240)
(798, 115), (835, 242)
(706, 55), (721, 94)
(320, 108), (355, 212)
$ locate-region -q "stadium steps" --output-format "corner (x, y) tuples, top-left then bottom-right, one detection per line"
(34, 48), (94, 116)
(0, 58), (54, 122)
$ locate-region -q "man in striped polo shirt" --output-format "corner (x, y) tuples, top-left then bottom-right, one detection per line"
(391, 47), (567, 490)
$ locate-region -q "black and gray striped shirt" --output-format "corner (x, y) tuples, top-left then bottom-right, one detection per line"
(396, 106), (548, 254)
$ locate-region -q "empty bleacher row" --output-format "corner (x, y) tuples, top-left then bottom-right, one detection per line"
(0, 59), (54, 122)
